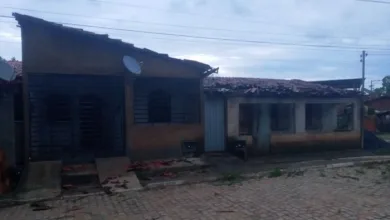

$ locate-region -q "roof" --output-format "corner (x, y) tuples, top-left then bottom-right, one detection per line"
(12, 13), (215, 75)
(310, 78), (362, 89)
(365, 95), (390, 103)
(7, 59), (22, 77)
(203, 77), (360, 98)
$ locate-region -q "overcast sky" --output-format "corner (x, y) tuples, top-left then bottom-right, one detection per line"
(1, 0), (390, 85)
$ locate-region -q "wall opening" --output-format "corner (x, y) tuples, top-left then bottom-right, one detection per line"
(336, 103), (354, 131)
(305, 103), (323, 131)
(239, 104), (254, 135)
(271, 103), (294, 133)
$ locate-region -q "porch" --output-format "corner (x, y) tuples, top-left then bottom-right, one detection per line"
(228, 97), (361, 154)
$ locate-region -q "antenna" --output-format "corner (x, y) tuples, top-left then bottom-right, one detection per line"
(123, 55), (141, 75)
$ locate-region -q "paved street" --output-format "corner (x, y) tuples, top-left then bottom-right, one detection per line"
(2, 164), (390, 220)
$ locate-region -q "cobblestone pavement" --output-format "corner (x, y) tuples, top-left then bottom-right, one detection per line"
(3, 164), (390, 220)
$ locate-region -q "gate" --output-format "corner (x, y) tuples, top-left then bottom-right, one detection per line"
(28, 74), (125, 162)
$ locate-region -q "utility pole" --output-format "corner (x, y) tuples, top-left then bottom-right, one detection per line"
(360, 50), (367, 150)
(360, 50), (367, 92)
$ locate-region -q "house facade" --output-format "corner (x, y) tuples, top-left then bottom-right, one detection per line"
(204, 77), (362, 154)
(14, 13), (216, 162)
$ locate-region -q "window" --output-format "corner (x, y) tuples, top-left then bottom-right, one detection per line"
(134, 78), (200, 124)
(305, 104), (322, 131)
(271, 104), (294, 132)
(239, 104), (254, 135)
(148, 90), (171, 123)
(46, 94), (71, 123)
(336, 103), (354, 131)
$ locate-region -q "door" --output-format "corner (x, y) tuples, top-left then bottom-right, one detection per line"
(28, 74), (125, 162)
(204, 97), (225, 152)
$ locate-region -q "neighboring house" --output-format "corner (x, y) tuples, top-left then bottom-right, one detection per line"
(14, 13), (216, 162)
(0, 59), (23, 167)
(203, 77), (361, 154)
(365, 96), (390, 112)
(365, 97), (390, 132)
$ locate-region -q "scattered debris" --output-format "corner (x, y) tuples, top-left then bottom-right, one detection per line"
(355, 169), (365, 175)
(160, 171), (176, 178)
(336, 174), (359, 181)
(66, 206), (82, 212)
(62, 184), (76, 190)
(115, 183), (128, 189)
(102, 186), (113, 195)
(127, 160), (177, 172)
(287, 170), (305, 177)
(101, 176), (117, 185)
(30, 202), (54, 211)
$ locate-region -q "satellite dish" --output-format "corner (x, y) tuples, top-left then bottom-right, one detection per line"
(123, 55), (141, 75)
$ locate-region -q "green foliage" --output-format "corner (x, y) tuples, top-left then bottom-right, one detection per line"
(268, 168), (283, 178)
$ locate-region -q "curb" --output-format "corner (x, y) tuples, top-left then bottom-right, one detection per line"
(142, 157), (390, 190)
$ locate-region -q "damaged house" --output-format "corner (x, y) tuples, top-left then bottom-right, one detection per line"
(203, 77), (362, 154)
(14, 13), (216, 163)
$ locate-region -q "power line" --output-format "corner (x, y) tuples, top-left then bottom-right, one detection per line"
(356, 0), (390, 4)
(3, 6), (390, 45)
(0, 7), (311, 38)
(0, 6), (367, 41)
(1, 19), (390, 52)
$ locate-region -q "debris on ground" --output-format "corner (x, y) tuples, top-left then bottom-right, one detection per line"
(126, 159), (195, 172)
(287, 170), (305, 177)
(62, 184), (76, 190)
(102, 186), (113, 195)
(336, 174), (359, 181)
(30, 202), (54, 211)
(66, 206), (82, 212)
(160, 171), (176, 178)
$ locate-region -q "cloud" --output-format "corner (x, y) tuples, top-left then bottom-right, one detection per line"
(0, 32), (21, 42)
(1, 0), (390, 81)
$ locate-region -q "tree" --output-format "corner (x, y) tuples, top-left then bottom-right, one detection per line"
(383, 76), (390, 94)
(373, 87), (385, 96)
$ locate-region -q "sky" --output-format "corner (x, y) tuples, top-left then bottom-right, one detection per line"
(1, 0), (390, 86)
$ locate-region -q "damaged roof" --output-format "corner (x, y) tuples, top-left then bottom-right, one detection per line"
(203, 77), (360, 98)
(310, 78), (362, 89)
(12, 13), (214, 74)
(7, 59), (22, 77)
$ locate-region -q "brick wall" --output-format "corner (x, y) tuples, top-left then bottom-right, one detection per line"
(21, 23), (205, 160)
(21, 24), (203, 78)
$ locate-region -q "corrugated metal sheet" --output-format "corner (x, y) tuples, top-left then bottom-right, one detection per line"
(204, 97), (225, 152)
(28, 74), (125, 162)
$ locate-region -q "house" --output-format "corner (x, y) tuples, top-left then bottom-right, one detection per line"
(365, 96), (390, 112)
(13, 13), (217, 163)
(203, 77), (362, 154)
(0, 59), (23, 167)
